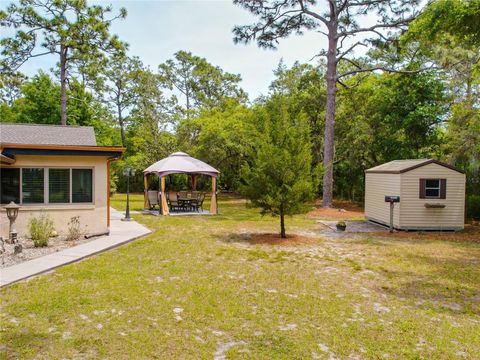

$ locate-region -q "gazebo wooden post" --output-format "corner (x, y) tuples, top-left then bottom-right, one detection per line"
(191, 174), (197, 191)
(210, 176), (217, 214)
(143, 173), (149, 209)
(160, 176), (169, 215)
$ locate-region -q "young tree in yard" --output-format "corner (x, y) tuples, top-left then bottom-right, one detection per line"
(0, 0), (126, 125)
(233, 0), (421, 207)
(242, 97), (317, 238)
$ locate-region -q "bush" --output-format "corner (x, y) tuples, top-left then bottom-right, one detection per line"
(467, 195), (480, 220)
(66, 216), (82, 241)
(29, 213), (54, 247)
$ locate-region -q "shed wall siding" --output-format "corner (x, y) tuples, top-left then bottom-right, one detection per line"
(1, 155), (109, 238)
(399, 163), (465, 229)
(365, 173), (401, 227)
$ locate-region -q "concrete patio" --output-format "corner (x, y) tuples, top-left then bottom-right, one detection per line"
(138, 209), (211, 216)
(0, 208), (151, 287)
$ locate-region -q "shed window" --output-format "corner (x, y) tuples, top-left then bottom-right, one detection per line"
(425, 179), (440, 198)
(420, 178), (446, 199)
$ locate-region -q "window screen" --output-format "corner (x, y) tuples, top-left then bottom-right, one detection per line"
(0, 168), (20, 204)
(22, 168), (44, 203)
(49, 169), (70, 203)
(72, 169), (92, 203)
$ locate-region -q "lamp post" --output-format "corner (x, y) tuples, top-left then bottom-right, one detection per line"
(5, 201), (22, 253)
(5, 201), (20, 244)
(122, 167), (136, 221)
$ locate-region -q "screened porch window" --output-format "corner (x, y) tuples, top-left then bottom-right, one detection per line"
(0, 168), (20, 204)
(0, 167), (93, 205)
(72, 169), (93, 203)
(49, 169), (70, 203)
(22, 168), (44, 203)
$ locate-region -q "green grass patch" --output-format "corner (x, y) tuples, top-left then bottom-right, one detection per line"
(1, 194), (479, 359)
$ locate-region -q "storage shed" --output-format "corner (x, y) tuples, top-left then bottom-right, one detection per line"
(365, 159), (465, 230)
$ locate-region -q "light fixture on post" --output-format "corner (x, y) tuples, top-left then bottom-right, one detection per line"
(5, 201), (20, 243)
(122, 167), (136, 221)
(5, 201), (22, 253)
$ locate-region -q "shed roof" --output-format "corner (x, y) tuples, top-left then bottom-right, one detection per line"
(365, 159), (464, 174)
(144, 152), (219, 177)
(0, 123), (97, 146)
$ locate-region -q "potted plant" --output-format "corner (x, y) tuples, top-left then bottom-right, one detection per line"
(336, 221), (347, 231)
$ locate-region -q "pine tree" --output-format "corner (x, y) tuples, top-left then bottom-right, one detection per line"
(242, 97), (317, 238)
(0, 0), (126, 125)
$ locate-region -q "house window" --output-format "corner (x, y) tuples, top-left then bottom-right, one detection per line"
(22, 168), (45, 203)
(420, 178), (446, 199)
(0, 168), (20, 204)
(49, 169), (70, 203)
(72, 169), (93, 203)
(0, 167), (93, 205)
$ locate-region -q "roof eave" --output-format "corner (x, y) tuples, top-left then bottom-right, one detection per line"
(0, 143), (126, 153)
(0, 153), (15, 165)
(365, 159), (464, 174)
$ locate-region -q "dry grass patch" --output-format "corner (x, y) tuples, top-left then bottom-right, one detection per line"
(308, 199), (364, 220)
(372, 224), (480, 242)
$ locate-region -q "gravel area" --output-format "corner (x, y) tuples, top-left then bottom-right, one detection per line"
(1, 235), (100, 268)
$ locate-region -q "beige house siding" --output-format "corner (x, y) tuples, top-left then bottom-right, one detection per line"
(365, 173), (401, 227)
(399, 163), (465, 230)
(1, 155), (109, 238)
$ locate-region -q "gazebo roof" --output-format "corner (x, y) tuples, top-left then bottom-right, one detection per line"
(143, 152), (219, 177)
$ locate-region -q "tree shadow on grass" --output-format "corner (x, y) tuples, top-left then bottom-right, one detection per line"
(216, 232), (254, 244)
(2, 331), (55, 358)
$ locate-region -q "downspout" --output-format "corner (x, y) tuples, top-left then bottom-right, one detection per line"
(106, 153), (124, 230)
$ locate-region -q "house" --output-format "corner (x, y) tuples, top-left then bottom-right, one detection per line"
(365, 159), (465, 231)
(0, 124), (125, 238)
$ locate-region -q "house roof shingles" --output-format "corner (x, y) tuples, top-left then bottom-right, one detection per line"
(0, 123), (97, 146)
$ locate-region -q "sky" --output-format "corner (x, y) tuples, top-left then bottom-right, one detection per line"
(1, 0), (331, 99)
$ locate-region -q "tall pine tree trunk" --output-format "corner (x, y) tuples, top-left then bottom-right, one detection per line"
(322, 24), (338, 208)
(117, 96), (125, 147)
(280, 207), (286, 238)
(60, 45), (68, 126)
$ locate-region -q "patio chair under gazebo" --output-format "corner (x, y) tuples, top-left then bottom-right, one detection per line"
(143, 152), (219, 215)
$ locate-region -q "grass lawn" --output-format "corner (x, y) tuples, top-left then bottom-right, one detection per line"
(1, 194), (479, 359)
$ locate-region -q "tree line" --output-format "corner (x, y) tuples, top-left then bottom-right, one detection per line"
(1, 0), (479, 228)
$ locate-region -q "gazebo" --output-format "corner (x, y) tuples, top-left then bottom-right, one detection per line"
(143, 152), (219, 215)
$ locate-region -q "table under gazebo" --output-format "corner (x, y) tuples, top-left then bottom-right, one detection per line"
(143, 152), (219, 215)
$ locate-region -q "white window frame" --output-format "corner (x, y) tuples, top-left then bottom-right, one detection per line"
(1, 166), (95, 205)
(424, 179), (441, 199)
